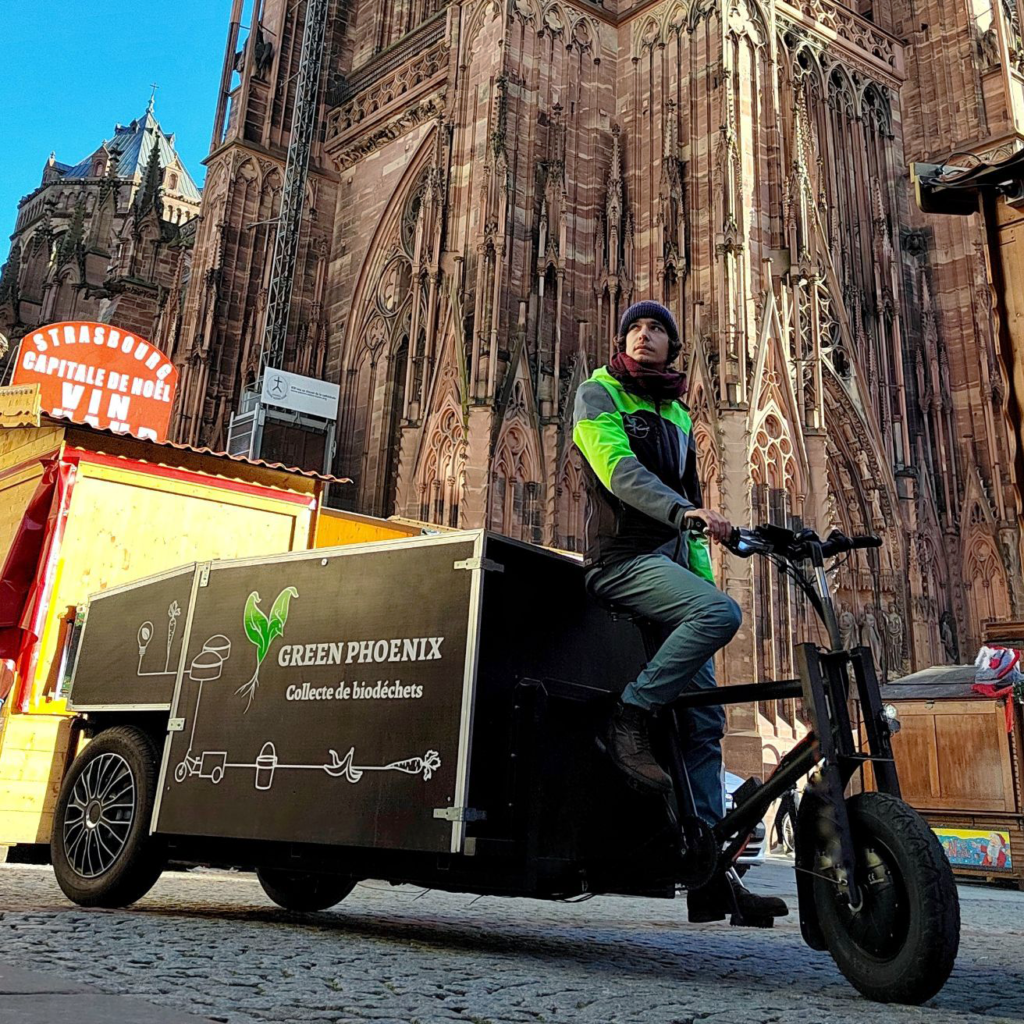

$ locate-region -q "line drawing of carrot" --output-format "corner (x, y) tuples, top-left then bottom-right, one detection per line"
(166, 601), (181, 672)
(235, 587), (298, 711)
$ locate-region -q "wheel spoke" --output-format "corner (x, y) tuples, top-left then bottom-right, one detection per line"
(64, 824), (87, 862)
(94, 828), (117, 866)
(97, 762), (129, 803)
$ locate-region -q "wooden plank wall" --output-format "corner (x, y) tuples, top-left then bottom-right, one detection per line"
(0, 714), (73, 845)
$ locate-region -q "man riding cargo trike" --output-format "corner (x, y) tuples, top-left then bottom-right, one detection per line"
(50, 302), (960, 1006)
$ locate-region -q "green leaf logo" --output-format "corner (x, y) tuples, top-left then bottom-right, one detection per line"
(236, 587), (298, 711)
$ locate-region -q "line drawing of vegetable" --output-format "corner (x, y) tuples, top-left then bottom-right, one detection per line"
(166, 601), (181, 671)
(235, 586), (298, 711)
(322, 748), (441, 784)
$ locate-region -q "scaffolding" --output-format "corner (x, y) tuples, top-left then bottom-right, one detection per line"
(228, 0), (336, 472)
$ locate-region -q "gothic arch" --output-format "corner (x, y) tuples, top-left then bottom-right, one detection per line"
(824, 375), (904, 575)
(20, 234), (50, 302)
(417, 362), (466, 527)
(463, 0), (503, 54)
(688, 0), (717, 31)
(726, 0), (770, 46)
(634, 14), (661, 55)
(747, 291), (809, 503)
(342, 129), (438, 374)
(860, 83), (892, 130)
(490, 387), (544, 541)
(662, 3), (688, 40)
(555, 442), (587, 553)
(567, 13), (600, 62)
(964, 524), (1011, 642)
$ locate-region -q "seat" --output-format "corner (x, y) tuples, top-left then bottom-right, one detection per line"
(590, 593), (663, 662)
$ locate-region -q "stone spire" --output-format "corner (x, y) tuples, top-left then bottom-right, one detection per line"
(134, 143), (164, 222)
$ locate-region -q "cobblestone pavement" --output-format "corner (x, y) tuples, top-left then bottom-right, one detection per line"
(0, 858), (1021, 1024)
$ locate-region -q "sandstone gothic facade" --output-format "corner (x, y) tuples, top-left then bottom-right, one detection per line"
(174, 0), (1024, 775)
(0, 103), (201, 358)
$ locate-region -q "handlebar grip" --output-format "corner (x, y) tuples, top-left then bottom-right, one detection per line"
(682, 516), (707, 534)
(850, 535), (882, 549)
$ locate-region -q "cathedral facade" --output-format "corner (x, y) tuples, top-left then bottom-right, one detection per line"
(0, 102), (201, 351)
(168, 0), (1024, 773)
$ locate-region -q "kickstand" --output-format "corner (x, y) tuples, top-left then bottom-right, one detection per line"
(724, 867), (774, 929)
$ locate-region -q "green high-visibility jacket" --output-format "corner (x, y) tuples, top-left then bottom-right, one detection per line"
(572, 366), (713, 581)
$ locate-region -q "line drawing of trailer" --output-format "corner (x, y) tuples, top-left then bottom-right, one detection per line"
(173, 635), (233, 783)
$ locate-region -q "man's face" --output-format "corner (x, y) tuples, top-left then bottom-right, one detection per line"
(625, 317), (671, 369)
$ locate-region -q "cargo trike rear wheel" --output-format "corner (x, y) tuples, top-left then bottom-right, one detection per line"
(256, 866), (356, 911)
(809, 792), (959, 1004)
(51, 725), (166, 908)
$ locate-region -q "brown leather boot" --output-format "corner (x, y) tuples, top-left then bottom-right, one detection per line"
(599, 700), (673, 793)
(688, 870), (789, 925)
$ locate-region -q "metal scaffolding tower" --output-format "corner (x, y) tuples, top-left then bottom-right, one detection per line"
(259, 0), (331, 378)
(229, 0), (338, 473)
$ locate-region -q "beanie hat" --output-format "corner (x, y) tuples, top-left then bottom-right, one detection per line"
(618, 301), (682, 363)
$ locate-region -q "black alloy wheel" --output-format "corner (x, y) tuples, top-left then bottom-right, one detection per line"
(51, 726), (165, 907)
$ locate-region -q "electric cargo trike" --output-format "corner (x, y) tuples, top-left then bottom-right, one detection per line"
(50, 526), (959, 1005)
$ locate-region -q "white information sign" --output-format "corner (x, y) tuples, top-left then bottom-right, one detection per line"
(261, 368), (340, 420)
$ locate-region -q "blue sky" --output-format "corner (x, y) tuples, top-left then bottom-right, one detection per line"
(0, 3), (230, 251)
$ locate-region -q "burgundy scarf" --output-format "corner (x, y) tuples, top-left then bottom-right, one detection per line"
(607, 352), (686, 403)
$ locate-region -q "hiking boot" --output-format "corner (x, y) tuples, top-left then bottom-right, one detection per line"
(598, 700), (673, 793)
(688, 870), (789, 925)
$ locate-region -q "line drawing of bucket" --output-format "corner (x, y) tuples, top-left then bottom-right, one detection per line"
(254, 741), (278, 791)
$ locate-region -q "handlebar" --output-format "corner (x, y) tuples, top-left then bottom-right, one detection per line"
(684, 517), (881, 563)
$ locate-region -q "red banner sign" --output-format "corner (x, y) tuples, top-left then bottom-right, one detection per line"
(12, 321), (178, 441)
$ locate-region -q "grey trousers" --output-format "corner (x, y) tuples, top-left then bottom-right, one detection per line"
(587, 553), (742, 823)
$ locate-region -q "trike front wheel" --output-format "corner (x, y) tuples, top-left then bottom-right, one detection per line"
(810, 792), (959, 1004)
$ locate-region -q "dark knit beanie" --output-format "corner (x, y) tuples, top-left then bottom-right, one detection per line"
(618, 301), (682, 363)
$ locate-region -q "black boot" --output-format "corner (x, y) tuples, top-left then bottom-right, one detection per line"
(598, 700), (673, 793)
(688, 870), (789, 926)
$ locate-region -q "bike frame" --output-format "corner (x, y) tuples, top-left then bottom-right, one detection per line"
(663, 534), (901, 912)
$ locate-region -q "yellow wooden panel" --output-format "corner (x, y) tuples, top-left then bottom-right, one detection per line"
(314, 508), (422, 548)
(0, 714), (68, 751)
(0, 385), (42, 428)
(0, 716), (70, 844)
(29, 472), (312, 711)
(0, 750), (62, 784)
(0, 810), (54, 844)
(0, 778), (61, 810)
(0, 467), (45, 558)
(0, 425), (63, 467)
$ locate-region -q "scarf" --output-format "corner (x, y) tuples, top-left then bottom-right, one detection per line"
(607, 352), (686, 403)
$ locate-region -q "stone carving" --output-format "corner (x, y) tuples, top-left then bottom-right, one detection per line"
(329, 95), (447, 170)
(778, 3), (900, 88)
(861, 605), (884, 673)
(939, 611), (960, 664)
(885, 601), (904, 678)
(543, 5), (566, 36)
(571, 17), (593, 53)
(838, 602), (859, 651)
(326, 39), (449, 141)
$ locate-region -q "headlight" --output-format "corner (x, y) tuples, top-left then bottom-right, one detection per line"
(883, 703), (901, 734)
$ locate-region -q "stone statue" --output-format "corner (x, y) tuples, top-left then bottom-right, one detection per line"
(861, 605), (885, 674)
(939, 611), (959, 663)
(885, 601), (904, 679)
(838, 603), (859, 651)
(868, 487), (885, 528)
